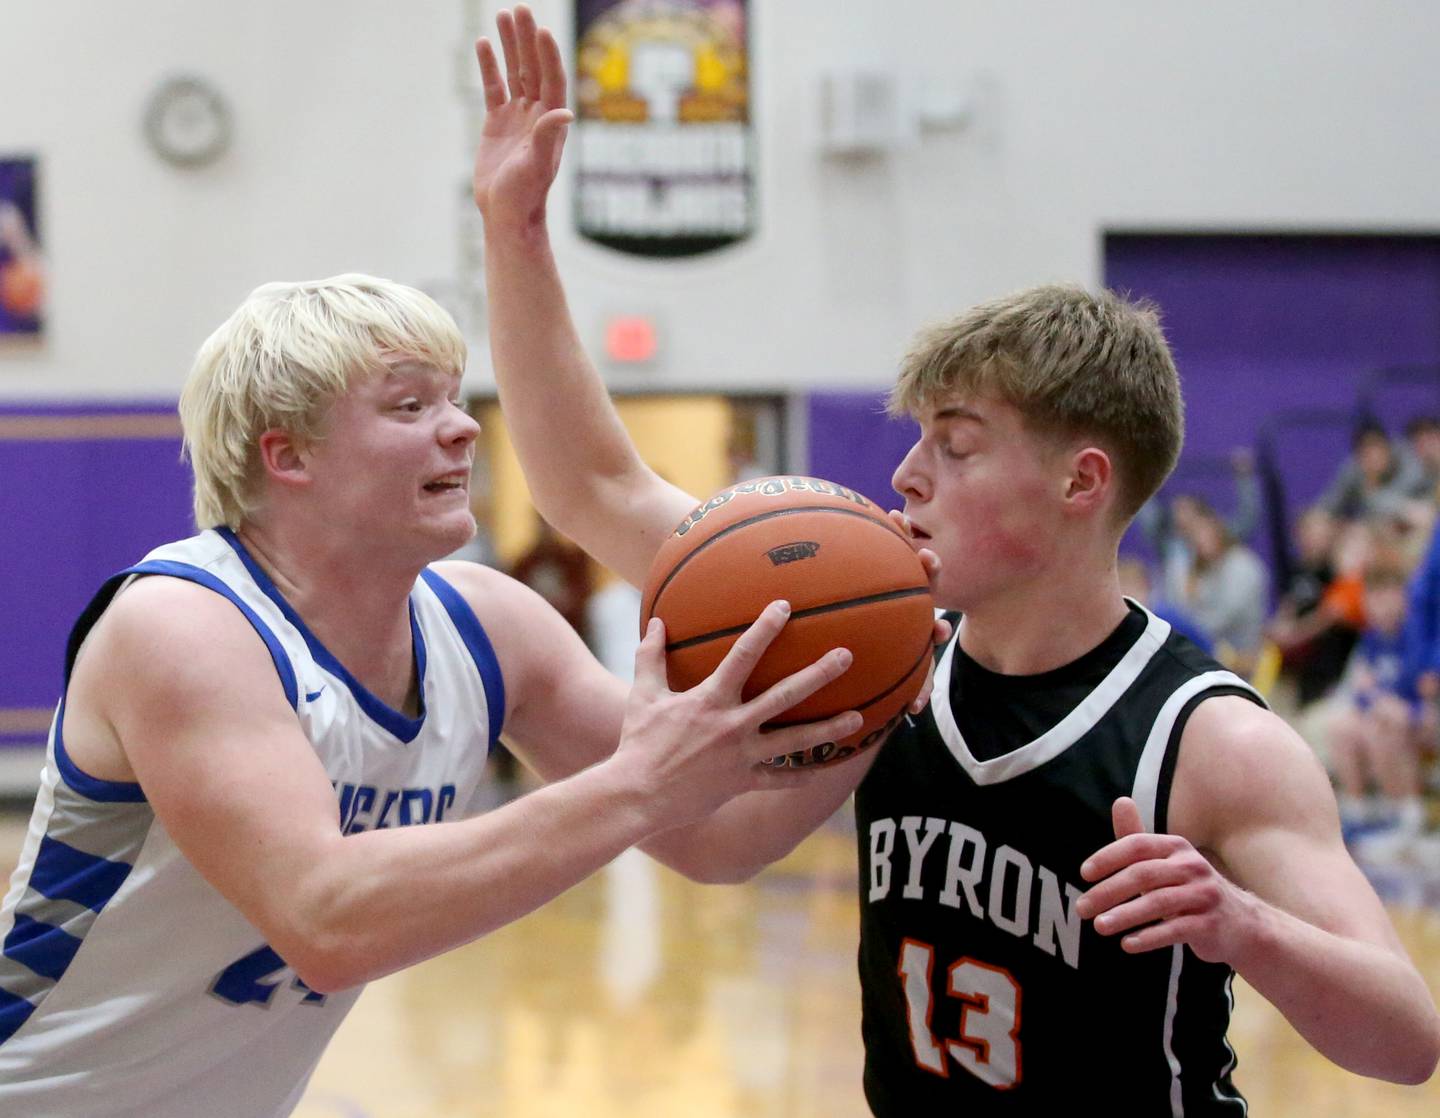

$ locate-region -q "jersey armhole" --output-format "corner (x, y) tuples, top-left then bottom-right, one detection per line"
(1154, 686), (1265, 834)
(55, 560), (300, 802)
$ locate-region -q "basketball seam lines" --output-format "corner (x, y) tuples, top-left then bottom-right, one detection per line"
(664, 586), (933, 652)
(650, 505), (901, 611)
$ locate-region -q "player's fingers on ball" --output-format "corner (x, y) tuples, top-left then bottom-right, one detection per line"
(910, 667), (934, 714)
(709, 600), (790, 692)
(747, 647), (853, 723)
(750, 710), (862, 765)
(918, 546), (942, 578)
(887, 509), (911, 537)
(930, 612), (951, 645)
(475, 39), (508, 110)
(631, 617), (669, 694)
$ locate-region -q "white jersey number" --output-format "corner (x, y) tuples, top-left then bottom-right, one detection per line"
(898, 939), (1022, 1089)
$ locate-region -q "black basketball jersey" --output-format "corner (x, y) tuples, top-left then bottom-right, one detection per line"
(854, 602), (1265, 1116)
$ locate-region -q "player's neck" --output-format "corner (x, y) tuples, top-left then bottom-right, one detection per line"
(957, 566), (1130, 677)
(233, 519), (420, 676)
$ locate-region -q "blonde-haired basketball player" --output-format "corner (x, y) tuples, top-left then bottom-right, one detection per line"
(473, 7), (1440, 1113)
(0, 269), (864, 1115)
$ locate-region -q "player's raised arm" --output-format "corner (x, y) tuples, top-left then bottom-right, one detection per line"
(475, 6), (692, 587)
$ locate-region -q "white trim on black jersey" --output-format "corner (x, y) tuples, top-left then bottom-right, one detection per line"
(1131, 669), (1265, 833)
(928, 600), (1171, 785)
(1132, 668), (1264, 1118)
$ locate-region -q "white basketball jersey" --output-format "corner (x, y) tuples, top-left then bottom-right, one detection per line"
(0, 529), (504, 1117)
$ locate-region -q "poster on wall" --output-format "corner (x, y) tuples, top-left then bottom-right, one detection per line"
(573, 0), (754, 258)
(0, 157), (44, 340)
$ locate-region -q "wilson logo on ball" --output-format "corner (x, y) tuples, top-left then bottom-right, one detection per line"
(765, 541), (820, 566)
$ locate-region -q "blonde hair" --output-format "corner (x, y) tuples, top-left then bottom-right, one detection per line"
(889, 284), (1184, 520)
(179, 274), (466, 529)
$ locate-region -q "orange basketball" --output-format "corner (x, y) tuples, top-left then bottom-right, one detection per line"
(641, 476), (934, 767)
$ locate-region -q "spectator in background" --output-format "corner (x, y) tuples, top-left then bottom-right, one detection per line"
(1400, 415), (1440, 501)
(1328, 559), (1432, 863)
(1116, 557), (1214, 653)
(1138, 448), (1258, 607)
(1320, 421), (1421, 524)
(510, 518), (594, 640)
(1267, 507), (1362, 709)
(1178, 499), (1270, 676)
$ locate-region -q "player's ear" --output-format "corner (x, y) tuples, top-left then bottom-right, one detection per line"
(257, 429), (312, 489)
(1062, 446), (1112, 514)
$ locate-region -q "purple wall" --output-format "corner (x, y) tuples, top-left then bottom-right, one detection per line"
(806, 392), (916, 512)
(0, 402), (193, 746)
(1106, 233), (1440, 562)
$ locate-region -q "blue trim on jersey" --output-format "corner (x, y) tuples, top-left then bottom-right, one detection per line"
(27, 835), (132, 913)
(0, 987), (36, 1044)
(123, 559), (300, 709)
(218, 528), (429, 743)
(3, 913), (83, 981)
(52, 698), (147, 804)
(54, 556), (301, 801)
(420, 569), (506, 749)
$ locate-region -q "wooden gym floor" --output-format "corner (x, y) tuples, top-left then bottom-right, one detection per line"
(2, 801), (1438, 1116)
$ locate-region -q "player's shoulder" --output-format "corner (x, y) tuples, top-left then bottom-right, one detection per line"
(75, 573), (293, 718)
(1171, 692), (1329, 845)
(427, 558), (550, 626)
(427, 559), (595, 683)
(97, 572), (261, 652)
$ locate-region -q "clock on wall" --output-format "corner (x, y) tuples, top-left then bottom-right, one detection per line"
(143, 76), (232, 168)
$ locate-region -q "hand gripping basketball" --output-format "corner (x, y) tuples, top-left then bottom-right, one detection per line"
(616, 604), (866, 829)
(642, 477), (936, 767)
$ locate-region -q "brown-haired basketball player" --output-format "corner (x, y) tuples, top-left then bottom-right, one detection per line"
(473, 8), (1439, 1113)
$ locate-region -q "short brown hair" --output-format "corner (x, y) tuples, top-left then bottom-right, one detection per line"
(888, 284), (1184, 521)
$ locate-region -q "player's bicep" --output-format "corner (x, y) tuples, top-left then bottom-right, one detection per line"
(1173, 697), (1402, 950)
(90, 580), (344, 935)
(434, 562), (628, 781)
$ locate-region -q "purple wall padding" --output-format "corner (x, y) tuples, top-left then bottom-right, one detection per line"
(1105, 234), (1440, 560)
(806, 392), (917, 512)
(0, 402), (193, 747)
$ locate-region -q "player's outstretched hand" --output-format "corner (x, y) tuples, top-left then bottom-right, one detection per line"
(472, 5), (573, 230)
(614, 602), (864, 830)
(889, 509), (951, 714)
(1075, 797), (1254, 964)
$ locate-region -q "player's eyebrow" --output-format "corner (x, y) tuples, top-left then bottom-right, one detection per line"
(932, 405), (986, 425)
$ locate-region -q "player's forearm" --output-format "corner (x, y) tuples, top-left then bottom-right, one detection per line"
(484, 225), (667, 585)
(642, 751), (877, 883)
(280, 756), (658, 992)
(1231, 898), (1440, 1083)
